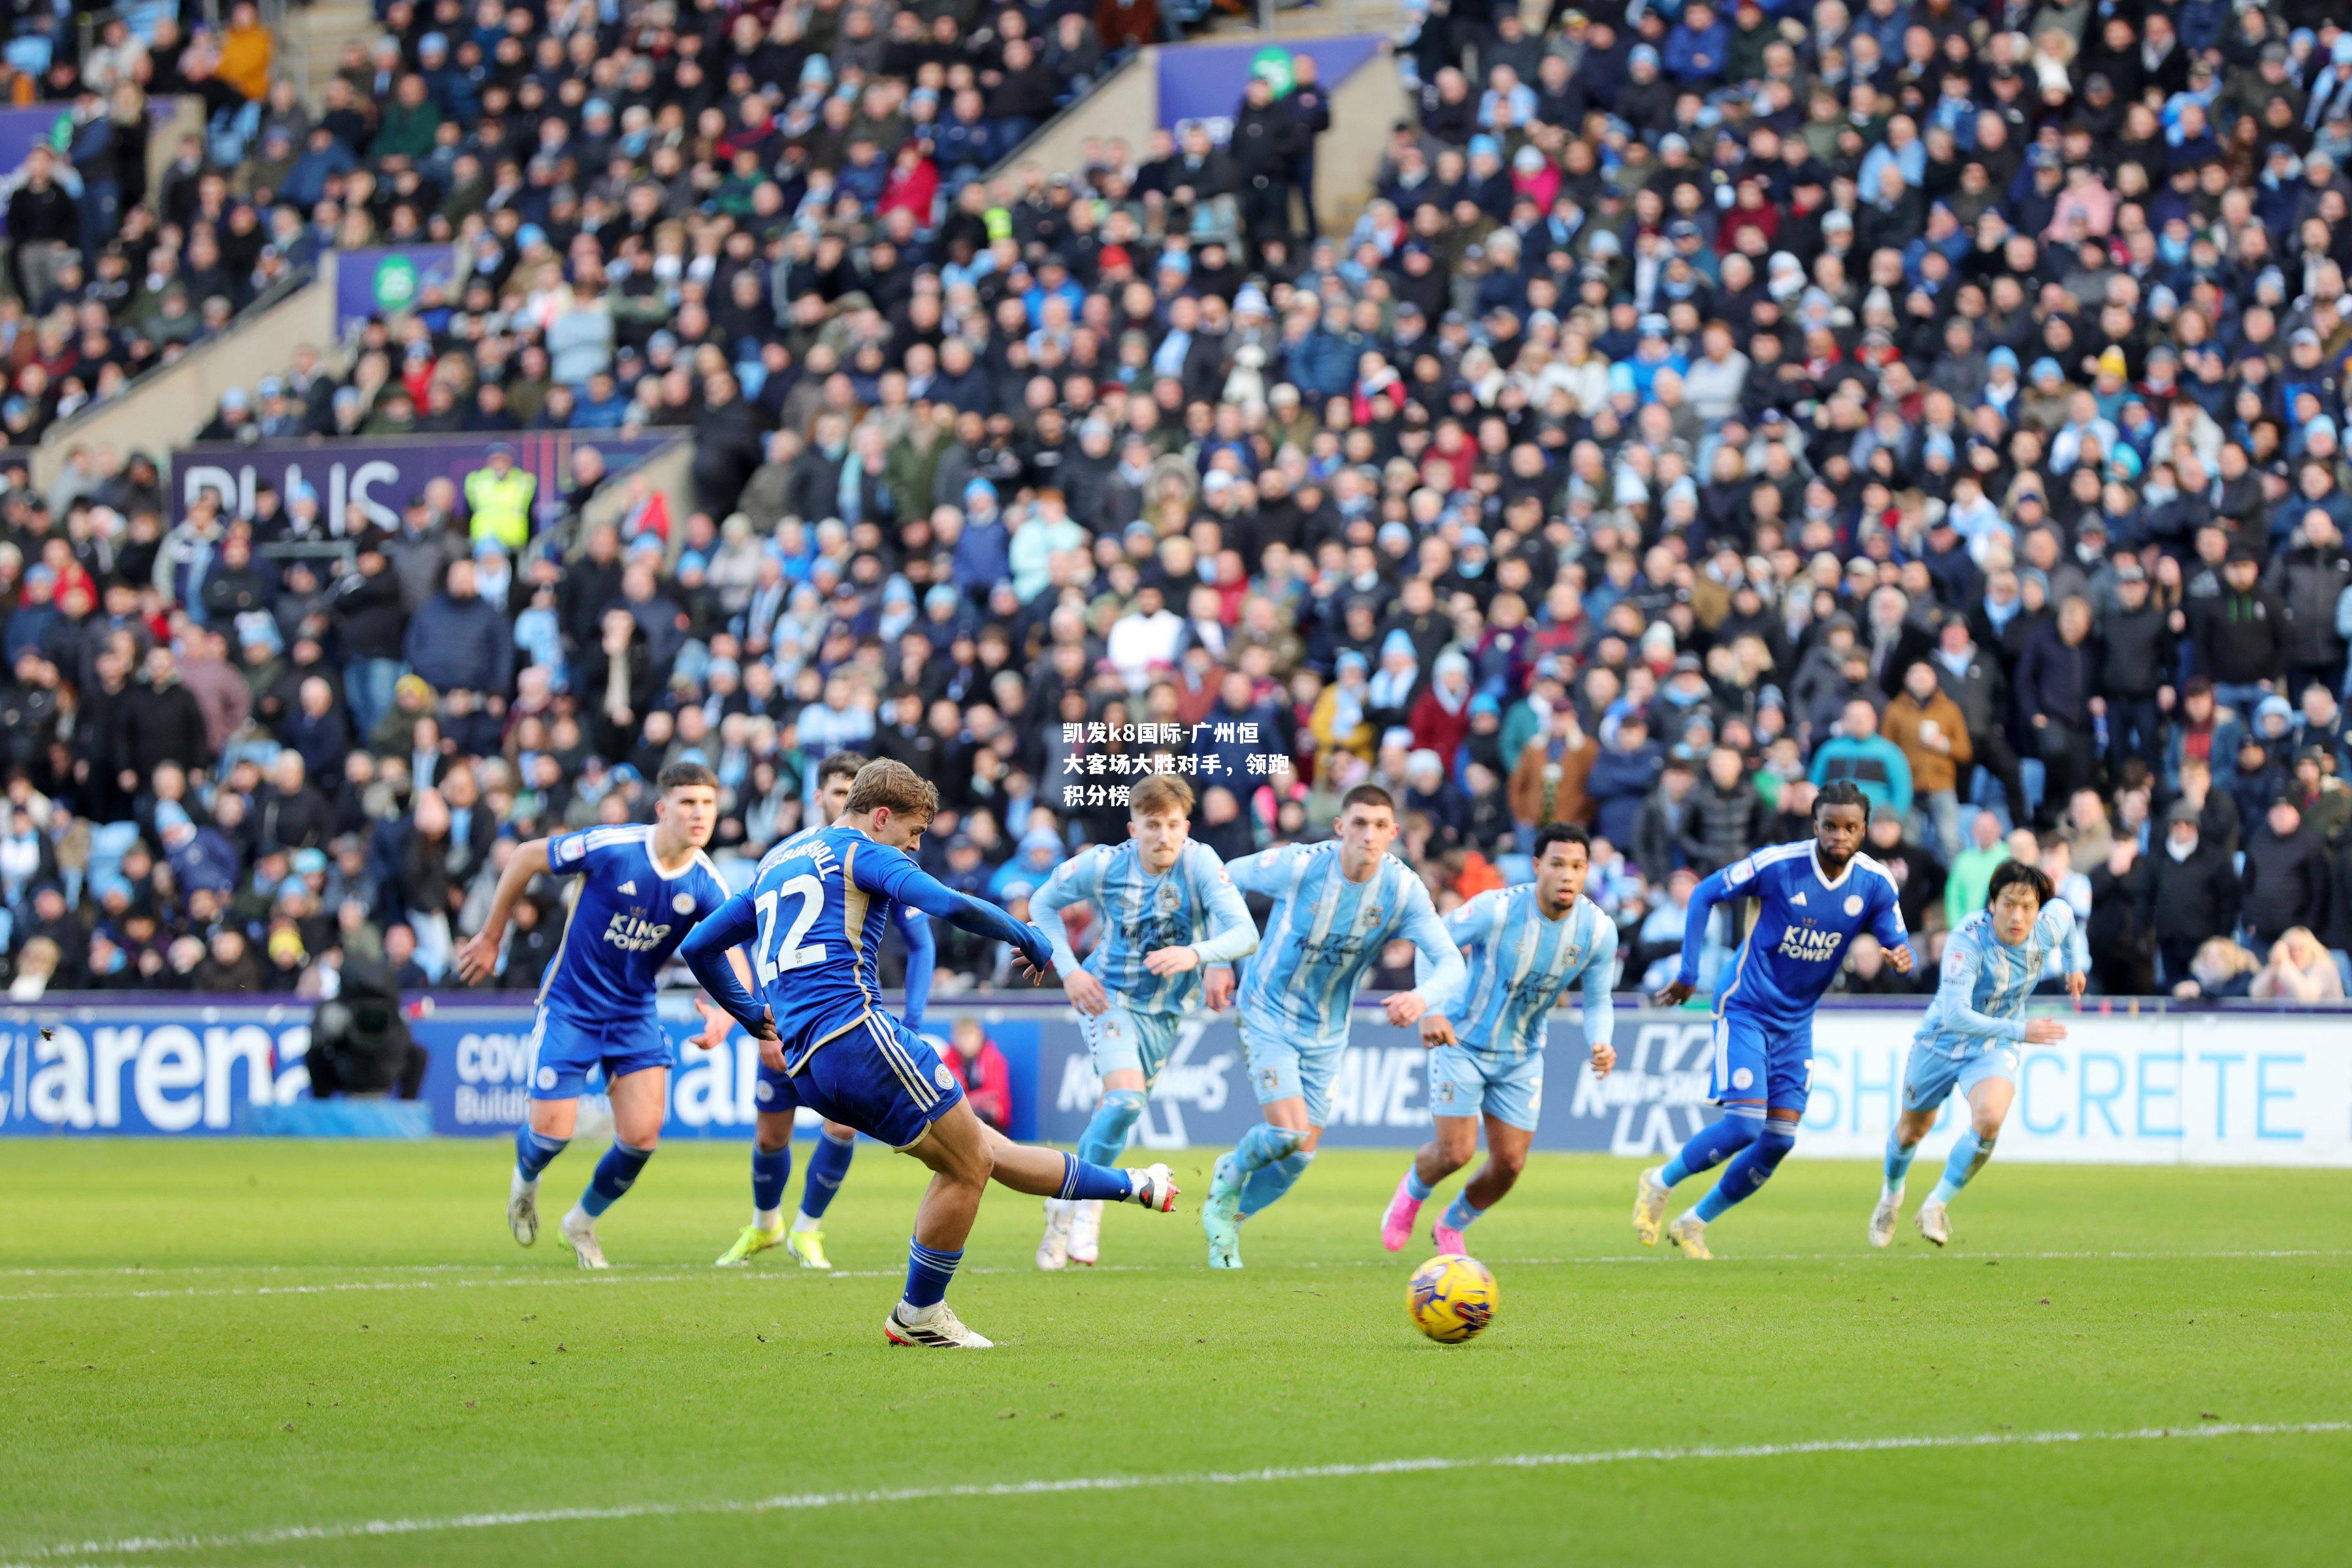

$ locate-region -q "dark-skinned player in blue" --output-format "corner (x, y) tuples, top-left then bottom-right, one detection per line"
(1631, 780), (1916, 1258)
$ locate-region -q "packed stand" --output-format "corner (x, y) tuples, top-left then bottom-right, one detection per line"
(6, 1), (2352, 1012)
(7, 0), (1162, 454)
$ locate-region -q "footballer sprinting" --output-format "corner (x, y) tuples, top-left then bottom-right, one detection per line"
(1876, 858), (2085, 1248)
(1635, 781), (1914, 1258)
(681, 760), (1180, 1348)
(453, 761), (733, 1269)
(1028, 774), (1259, 1270)
(715, 751), (936, 1272)
(1382, 822), (1619, 1255)
(1200, 784), (1466, 1269)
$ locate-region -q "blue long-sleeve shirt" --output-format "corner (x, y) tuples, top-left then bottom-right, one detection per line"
(1676, 840), (1910, 1024)
(680, 825), (1046, 1068)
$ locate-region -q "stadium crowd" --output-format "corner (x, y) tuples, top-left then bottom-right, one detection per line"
(5, 0), (2352, 1013)
(0, 0), (1171, 451)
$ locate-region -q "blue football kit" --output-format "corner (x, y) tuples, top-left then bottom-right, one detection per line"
(530, 824), (731, 1100)
(748, 823), (938, 1120)
(1428, 886), (1618, 1132)
(1680, 840), (1909, 1115)
(683, 824), (1050, 1151)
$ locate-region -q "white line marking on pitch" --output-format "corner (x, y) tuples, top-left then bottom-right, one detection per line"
(0, 1248), (2344, 1303)
(10, 1420), (2347, 1561)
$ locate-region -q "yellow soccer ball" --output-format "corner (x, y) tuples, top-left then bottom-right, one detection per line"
(1406, 1253), (1498, 1343)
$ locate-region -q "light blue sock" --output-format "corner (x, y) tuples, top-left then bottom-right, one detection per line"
(750, 1145), (791, 1217)
(1237, 1151), (1315, 1218)
(514, 1125), (567, 1182)
(1077, 1089), (1147, 1168)
(1929, 1129), (1994, 1208)
(1404, 1168), (1434, 1202)
(798, 1127), (856, 1222)
(1439, 1191), (1484, 1235)
(903, 1239), (961, 1309)
(1883, 1126), (1918, 1193)
(1055, 1151), (1139, 1203)
(1229, 1122), (1307, 1176)
(1661, 1115), (1759, 1186)
(1693, 1121), (1795, 1222)
(580, 1140), (653, 1218)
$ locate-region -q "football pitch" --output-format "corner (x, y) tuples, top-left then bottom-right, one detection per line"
(5, 1141), (2347, 1567)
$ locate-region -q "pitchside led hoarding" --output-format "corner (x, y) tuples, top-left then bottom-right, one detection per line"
(3, 1003), (2345, 1167)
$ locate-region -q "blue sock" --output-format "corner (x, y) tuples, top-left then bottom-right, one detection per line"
(1693, 1121), (1796, 1222)
(903, 1239), (962, 1310)
(1439, 1191), (1484, 1235)
(1055, 1151), (1139, 1203)
(1404, 1168), (1434, 1202)
(798, 1127), (855, 1222)
(579, 1140), (653, 1218)
(514, 1126), (568, 1182)
(1661, 1113), (1761, 1186)
(1929, 1128), (1994, 1208)
(750, 1146), (791, 1218)
(1077, 1089), (1147, 1169)
(1883, 1126), (1918, 1193)
(1229, 1122), (1307, 1176)
(1237, 1151), (1315, 1218)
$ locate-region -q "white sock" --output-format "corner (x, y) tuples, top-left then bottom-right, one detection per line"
(510, 1168), (534, 1201)
(1880, 1184), (1903, 1203)
(563, 1203), (591, 1229)
(755, 1206), (783, 1230)
(791, 1209), (821, 1233)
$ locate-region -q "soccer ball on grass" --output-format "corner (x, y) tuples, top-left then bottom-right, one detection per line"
(1406, 1253), (1497, 1343)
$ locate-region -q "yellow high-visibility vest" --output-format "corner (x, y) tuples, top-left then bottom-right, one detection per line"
(465, 466), (537, 550)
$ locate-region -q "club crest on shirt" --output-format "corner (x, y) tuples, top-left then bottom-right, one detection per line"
(1844, 894), (1864, 916)
(1359, 903), (1385, 930)
(674, 891), (698, 915)
(1158, 883), (1181, 915)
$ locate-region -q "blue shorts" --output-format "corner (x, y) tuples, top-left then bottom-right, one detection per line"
(1427, 1044), (1544, 1131)
(1083, 1004), (1182, 1090)
(1708, 1010), (1814, 1115)
(528, 1008), (674, 1101)
(788, 1012), (964, 1151)
(752, 1056), (805, 1118)
(1903, 1040), (2019, 1114)
(1239, 1013), (1346, 1127)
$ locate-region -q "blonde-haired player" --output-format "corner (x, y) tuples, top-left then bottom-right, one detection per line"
(1028, 774), (1260, 1268)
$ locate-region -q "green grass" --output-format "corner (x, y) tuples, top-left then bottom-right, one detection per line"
(4, 1140), (2347, 1567)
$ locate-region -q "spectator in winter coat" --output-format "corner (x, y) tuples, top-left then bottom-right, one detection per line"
(402, 561), (514, 697)
(2263, 509), (2352, 699)
(945, 1017), (1013, 1131)
(1679, 744), (1769, 875)
(1881, 661), (1973, 860)
(1586, 712), (1665, 849)
(1409, 650), (1475, 768)
(2249, 926), (2345, 1002)
(1631, 755), (1699, 883)
(2240, 796), (2330, 949)
(1808, 698), (1913, 817)
(1507, 702), (1597, 830)
(2191, 545), (2287, 716)
(2017, 596), (2101, 824)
